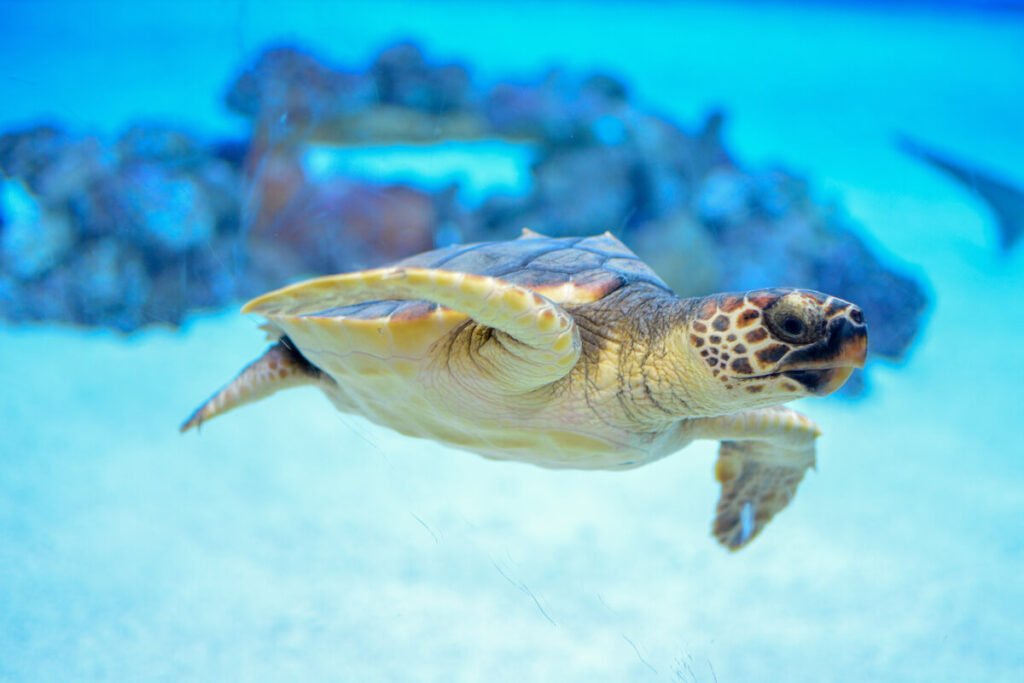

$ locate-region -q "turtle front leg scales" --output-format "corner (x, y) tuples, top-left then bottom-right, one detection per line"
(685, 406), (820, 550)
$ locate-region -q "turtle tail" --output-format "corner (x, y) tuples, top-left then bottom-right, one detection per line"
(180, 337), (325, 432)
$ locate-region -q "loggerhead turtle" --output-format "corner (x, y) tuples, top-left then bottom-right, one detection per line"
(182, 230), (867, 549)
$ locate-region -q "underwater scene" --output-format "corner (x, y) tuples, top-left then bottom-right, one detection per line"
(1, 0), (1022, 680)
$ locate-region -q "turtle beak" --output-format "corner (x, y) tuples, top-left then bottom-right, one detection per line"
(836, 319), (868, 369)
(779, 313), (868, 396)
(788, 365), (855, 397)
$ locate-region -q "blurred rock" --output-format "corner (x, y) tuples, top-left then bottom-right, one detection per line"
(529, 144), (641, 235)
(225, 46), (371, 144)
(484, 70), (631, 146)
(64, 240), (149, 330)
(696, 168), (753, 227)
(241, 145), (309, 237)
(0, 178), (76, 279)
(226, 43), (487, 145)
(0, 124), (244, 331)
(116, 124), (204, 163)
(371, 42), (476, 113)
(249, 179), (437, 276)
(627, 211), (719, 298)
(0, 125), (73, 193)
(120, 164), (216, 252)
(0, 41), (931, 385)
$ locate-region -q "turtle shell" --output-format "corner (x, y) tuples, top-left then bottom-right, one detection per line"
(309, 232), (673, 322)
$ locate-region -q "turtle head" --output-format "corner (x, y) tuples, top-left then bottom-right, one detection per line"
(682, 288), (867, 412)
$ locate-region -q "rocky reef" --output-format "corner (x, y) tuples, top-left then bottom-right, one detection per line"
(0, 42), (927, 374)
(0, 125), (241, 331)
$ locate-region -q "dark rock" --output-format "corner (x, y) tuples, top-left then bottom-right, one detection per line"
(0, 126), (74, 194)
(371, 42), (476, 113)
(484, 70), (630, 146)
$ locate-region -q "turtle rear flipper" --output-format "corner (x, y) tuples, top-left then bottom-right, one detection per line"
(180, 340), (325, 432)
(689, 406), (819, 550)
(243, 266), (582, 391)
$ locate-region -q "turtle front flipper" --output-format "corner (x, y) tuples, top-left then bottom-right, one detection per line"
(180, 339), (325, 432)
(689, 406), (819, 550)
(243, 267), (582, 391)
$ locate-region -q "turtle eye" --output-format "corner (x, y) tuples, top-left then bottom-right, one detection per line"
(766, 301), (819, 344)
(781, 315), (805, 338)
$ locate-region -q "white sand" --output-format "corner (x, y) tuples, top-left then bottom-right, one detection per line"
(2, 1), (1023, 681)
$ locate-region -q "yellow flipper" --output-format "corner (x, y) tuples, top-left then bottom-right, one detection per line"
(243, 267), (582, 391)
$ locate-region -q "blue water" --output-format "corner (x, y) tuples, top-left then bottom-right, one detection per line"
(2, 1), (1023, 680)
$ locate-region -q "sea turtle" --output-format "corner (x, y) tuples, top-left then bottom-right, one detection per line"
(182, 230), (867, 549)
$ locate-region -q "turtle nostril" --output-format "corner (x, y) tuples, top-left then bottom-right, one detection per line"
(849, 308), (864, 325)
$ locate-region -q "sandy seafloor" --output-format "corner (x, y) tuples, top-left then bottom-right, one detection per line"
(2, 1), (1024, 681)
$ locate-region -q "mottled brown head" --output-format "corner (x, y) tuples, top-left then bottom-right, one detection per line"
(684, 288), (867, 411)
